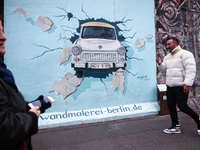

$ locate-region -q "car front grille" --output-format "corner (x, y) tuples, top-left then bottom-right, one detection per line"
(82, 53), (117, 61)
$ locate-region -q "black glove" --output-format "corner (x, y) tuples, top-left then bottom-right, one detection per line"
(36, 95), (44, 101)
(40, 100), (52, 113)
(34, 95), (52, 113)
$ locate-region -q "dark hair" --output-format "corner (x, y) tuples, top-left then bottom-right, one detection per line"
(0, 15), (3, 26)
(0, 15), (4, 59)
(166, 36), (179, 44)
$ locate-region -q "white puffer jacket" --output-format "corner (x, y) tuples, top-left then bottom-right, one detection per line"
(158, 45), (196, 87)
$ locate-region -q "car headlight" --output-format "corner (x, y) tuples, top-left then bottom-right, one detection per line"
(117, 46), (126, 56)
(71, 46), (82, 56)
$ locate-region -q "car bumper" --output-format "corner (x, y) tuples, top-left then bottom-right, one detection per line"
(72, 63), (126, 70)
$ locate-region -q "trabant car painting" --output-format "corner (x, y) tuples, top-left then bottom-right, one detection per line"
(71, 22), (126, 77)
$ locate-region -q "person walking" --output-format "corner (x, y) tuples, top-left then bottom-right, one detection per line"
(156, 36), (200, 135)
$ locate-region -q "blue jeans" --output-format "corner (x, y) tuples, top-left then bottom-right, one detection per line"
(166, 86), (199, 126)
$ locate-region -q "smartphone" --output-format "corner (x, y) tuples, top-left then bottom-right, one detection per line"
(28, 96), (55, 108)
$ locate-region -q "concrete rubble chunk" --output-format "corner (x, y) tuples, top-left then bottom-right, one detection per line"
(112, 68), (125, 94)
(14, 8), (27, 17)
(60, 47), (72, 65)
(35, 16), (53, 32)
(49, 72), (83, 99)
(145, 34), (153, 39)
(135, 38), (145, 49)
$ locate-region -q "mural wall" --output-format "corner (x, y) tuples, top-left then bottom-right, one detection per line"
(4, 0), (158, 128)
(155, 0), (200, 99)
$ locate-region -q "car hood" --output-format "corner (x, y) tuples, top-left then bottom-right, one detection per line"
(76, 39), (122, 50)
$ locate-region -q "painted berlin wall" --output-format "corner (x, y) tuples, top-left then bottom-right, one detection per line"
(4, 0), (159, 128)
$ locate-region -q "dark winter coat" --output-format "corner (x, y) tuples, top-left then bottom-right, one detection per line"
(0, 58), (38, 150)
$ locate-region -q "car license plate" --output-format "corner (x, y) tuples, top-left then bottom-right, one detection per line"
(91, 63), (110, 69)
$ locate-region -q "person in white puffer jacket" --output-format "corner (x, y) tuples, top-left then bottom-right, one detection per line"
(156, 36), (200, 135)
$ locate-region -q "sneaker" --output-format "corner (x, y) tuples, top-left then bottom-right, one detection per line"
(197, 117), (200, 135)
(163, 124), (181, 134)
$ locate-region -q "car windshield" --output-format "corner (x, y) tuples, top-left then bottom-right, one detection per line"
(81, 26), (116, 40)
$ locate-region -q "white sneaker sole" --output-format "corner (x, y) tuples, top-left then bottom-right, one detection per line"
(163, 130), (181, 134)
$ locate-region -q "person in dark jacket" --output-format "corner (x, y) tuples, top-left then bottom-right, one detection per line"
(0, 17), (42, 150)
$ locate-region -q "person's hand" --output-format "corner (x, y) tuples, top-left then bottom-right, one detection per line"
(29, 106), (41, 118)
(31, 95), (52, 114)
(156, 56), (162, 65)
(183, 85), (190, 94)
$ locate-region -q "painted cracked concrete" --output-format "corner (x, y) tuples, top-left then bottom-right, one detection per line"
(35, 16), (53, 32)
(14, 8), (27, 17)
(49, 72), (83, 99)
(55, 46), (126, 99)
(112, 68), (125, 94)
(4, 0), (158, 127)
